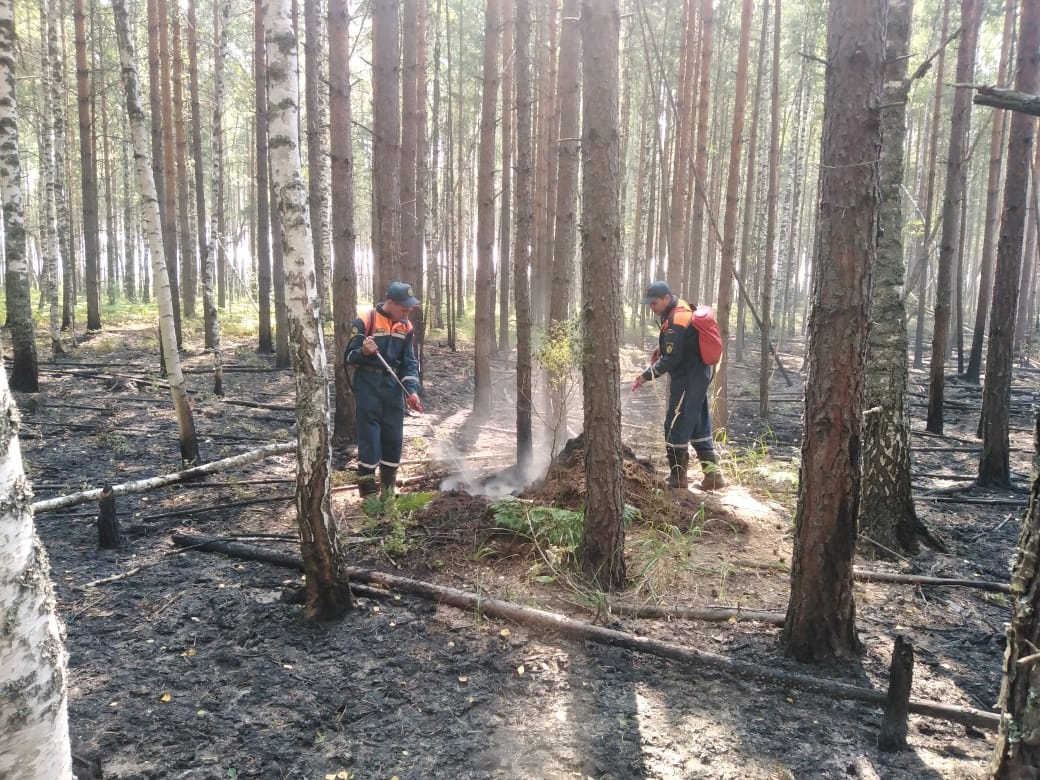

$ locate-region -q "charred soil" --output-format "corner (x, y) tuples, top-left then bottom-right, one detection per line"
(22, 326), (1032, 779)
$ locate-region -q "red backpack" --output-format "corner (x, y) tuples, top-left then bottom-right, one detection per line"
(692, 306), (723, 365)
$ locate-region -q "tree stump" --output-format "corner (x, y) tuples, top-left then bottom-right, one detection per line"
(97, 485), (123, 549)
(879, 635), (914, 751)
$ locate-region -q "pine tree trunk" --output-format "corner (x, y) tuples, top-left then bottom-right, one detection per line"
(372, 0), (402, 297)
(0, 0), (37, 392)
(330, 0), (358, 446)
(514, 0), (534, 468)
(0, 361), (72, 778)
(926, 0), (981, 434)
(713, 0), (754, 430)
(912, 4), (949, 369)
(858, 0), (921, 558)
(758, 0), (779, 419)
(496, 7), (512, 356)
(123, 129), (137, 302)
(263, 0), (353, 620)
(256, 0), (274, 352)
(473, 0), (499, 417)
(74, 0), (101, 330)
(579, 0), (625, 592)
(968, 0), (1019, 382)
(979, 0), (1040, 489)
(427, 0), (444, 332)
(113, 0), (200, 465)
(783, 0), (884, 664)
(689, 0), (713, 303)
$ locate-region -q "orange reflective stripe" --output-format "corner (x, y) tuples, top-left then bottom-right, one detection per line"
(667, 299), (694, 329)
(366, 308), (414, 336)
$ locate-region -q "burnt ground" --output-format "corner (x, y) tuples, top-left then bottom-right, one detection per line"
(19, 320), (1034, 779)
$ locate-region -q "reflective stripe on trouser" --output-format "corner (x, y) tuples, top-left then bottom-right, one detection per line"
(664, 370), (714, 455)
(354, 370), (406, 470)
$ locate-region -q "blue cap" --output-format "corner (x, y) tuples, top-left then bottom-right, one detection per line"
(643, 280), (671, 304)
(386, 282), (420, 307)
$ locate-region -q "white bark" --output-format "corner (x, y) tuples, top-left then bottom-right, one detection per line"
(39, 5), (62, 357)
(0, 362), (73, 779)
(264, 0), (349, 618)
(112, 0), (199, 463)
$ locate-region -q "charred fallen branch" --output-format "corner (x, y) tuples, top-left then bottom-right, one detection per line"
(32, 441), (296, 514)
(171, 532), (1000, 732)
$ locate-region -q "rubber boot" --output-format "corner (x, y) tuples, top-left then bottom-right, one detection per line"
(357, 469), (378, 498)
(697, 451), (727, 490)
(379, 465), (398, 499)
(665, 448), (689, 489)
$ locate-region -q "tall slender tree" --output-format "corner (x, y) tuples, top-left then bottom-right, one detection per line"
(74, 0), (101, 331)
(0, 361), (72, 778)
(926, 0), (981, 434)
(113, 0), (200, 465)
(979, 1), (1040, 488)
(330, 0), (358, 446)
(372, 0), (402, 297)
(580, 0), (625, 591)
(203, 0), (227, 395)
(473, 0), (500, 416)
(0, 0), (37, 392)
(256, 0), (274, 352)
(966, 0), (1016, 383)
(514, 0), (534, 468)
(758, 0), (780, 419)
(782, 0), (884, 663)
(264, 0), (353, 620)
(304, 0), (328, 317)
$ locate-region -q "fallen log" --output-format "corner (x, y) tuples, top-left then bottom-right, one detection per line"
(737, 559), (1012, 594)
(33, 441), (296, 514)
(171, 532), (1001, 732)
(611, 603), (785, 625)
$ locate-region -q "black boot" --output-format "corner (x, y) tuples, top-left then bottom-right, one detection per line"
(697, 450), (727, 490)
(379, 465), (398, 498)
(357, 469), (378, 498)
(665, 448), (689, 489)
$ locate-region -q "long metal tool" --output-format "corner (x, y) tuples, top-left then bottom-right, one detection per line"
(373, 349), (412, 396)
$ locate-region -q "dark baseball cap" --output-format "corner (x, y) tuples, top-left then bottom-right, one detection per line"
(643, 280), (671, 303)
(386, 281), (420, 307)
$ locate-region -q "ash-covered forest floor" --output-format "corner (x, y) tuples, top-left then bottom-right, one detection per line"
(17, 319), (1035, 779)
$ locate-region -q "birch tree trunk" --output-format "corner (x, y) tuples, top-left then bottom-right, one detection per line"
(783, 0), (884, 663)
(113, 0), (200, 465)
(689, 0), (713, 304)
(473, 0), (500, 417)
(49, 0), (74, 335)
(0, 362), (72, 779)
(172, 2), (196, 320)
(858, 0), (923, 557)
(330, 0), (358, 446)
(0, 0), (37, 392)
(158, 0), (183, 348)
(74, 0), (101, 331)
(203, 0), (226, 395)
(263, 0), (353, 620)
(39, 6), (63, 359)
(497, 7), (513, 356)
(189, 0), (209, 336)
(579, 0), (625, 592)
(304, 0), (328, 318)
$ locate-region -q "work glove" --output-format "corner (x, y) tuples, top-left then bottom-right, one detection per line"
(631, 375), (646, 392)
(406, 393), (424, 413)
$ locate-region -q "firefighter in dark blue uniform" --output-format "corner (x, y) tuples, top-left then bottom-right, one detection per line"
(345, 282), (423, 498)
(631, 280), (725, 490)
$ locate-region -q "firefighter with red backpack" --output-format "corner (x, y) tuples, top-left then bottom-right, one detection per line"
(345, 282), (424, 498)
(631, 280), (726, 491)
